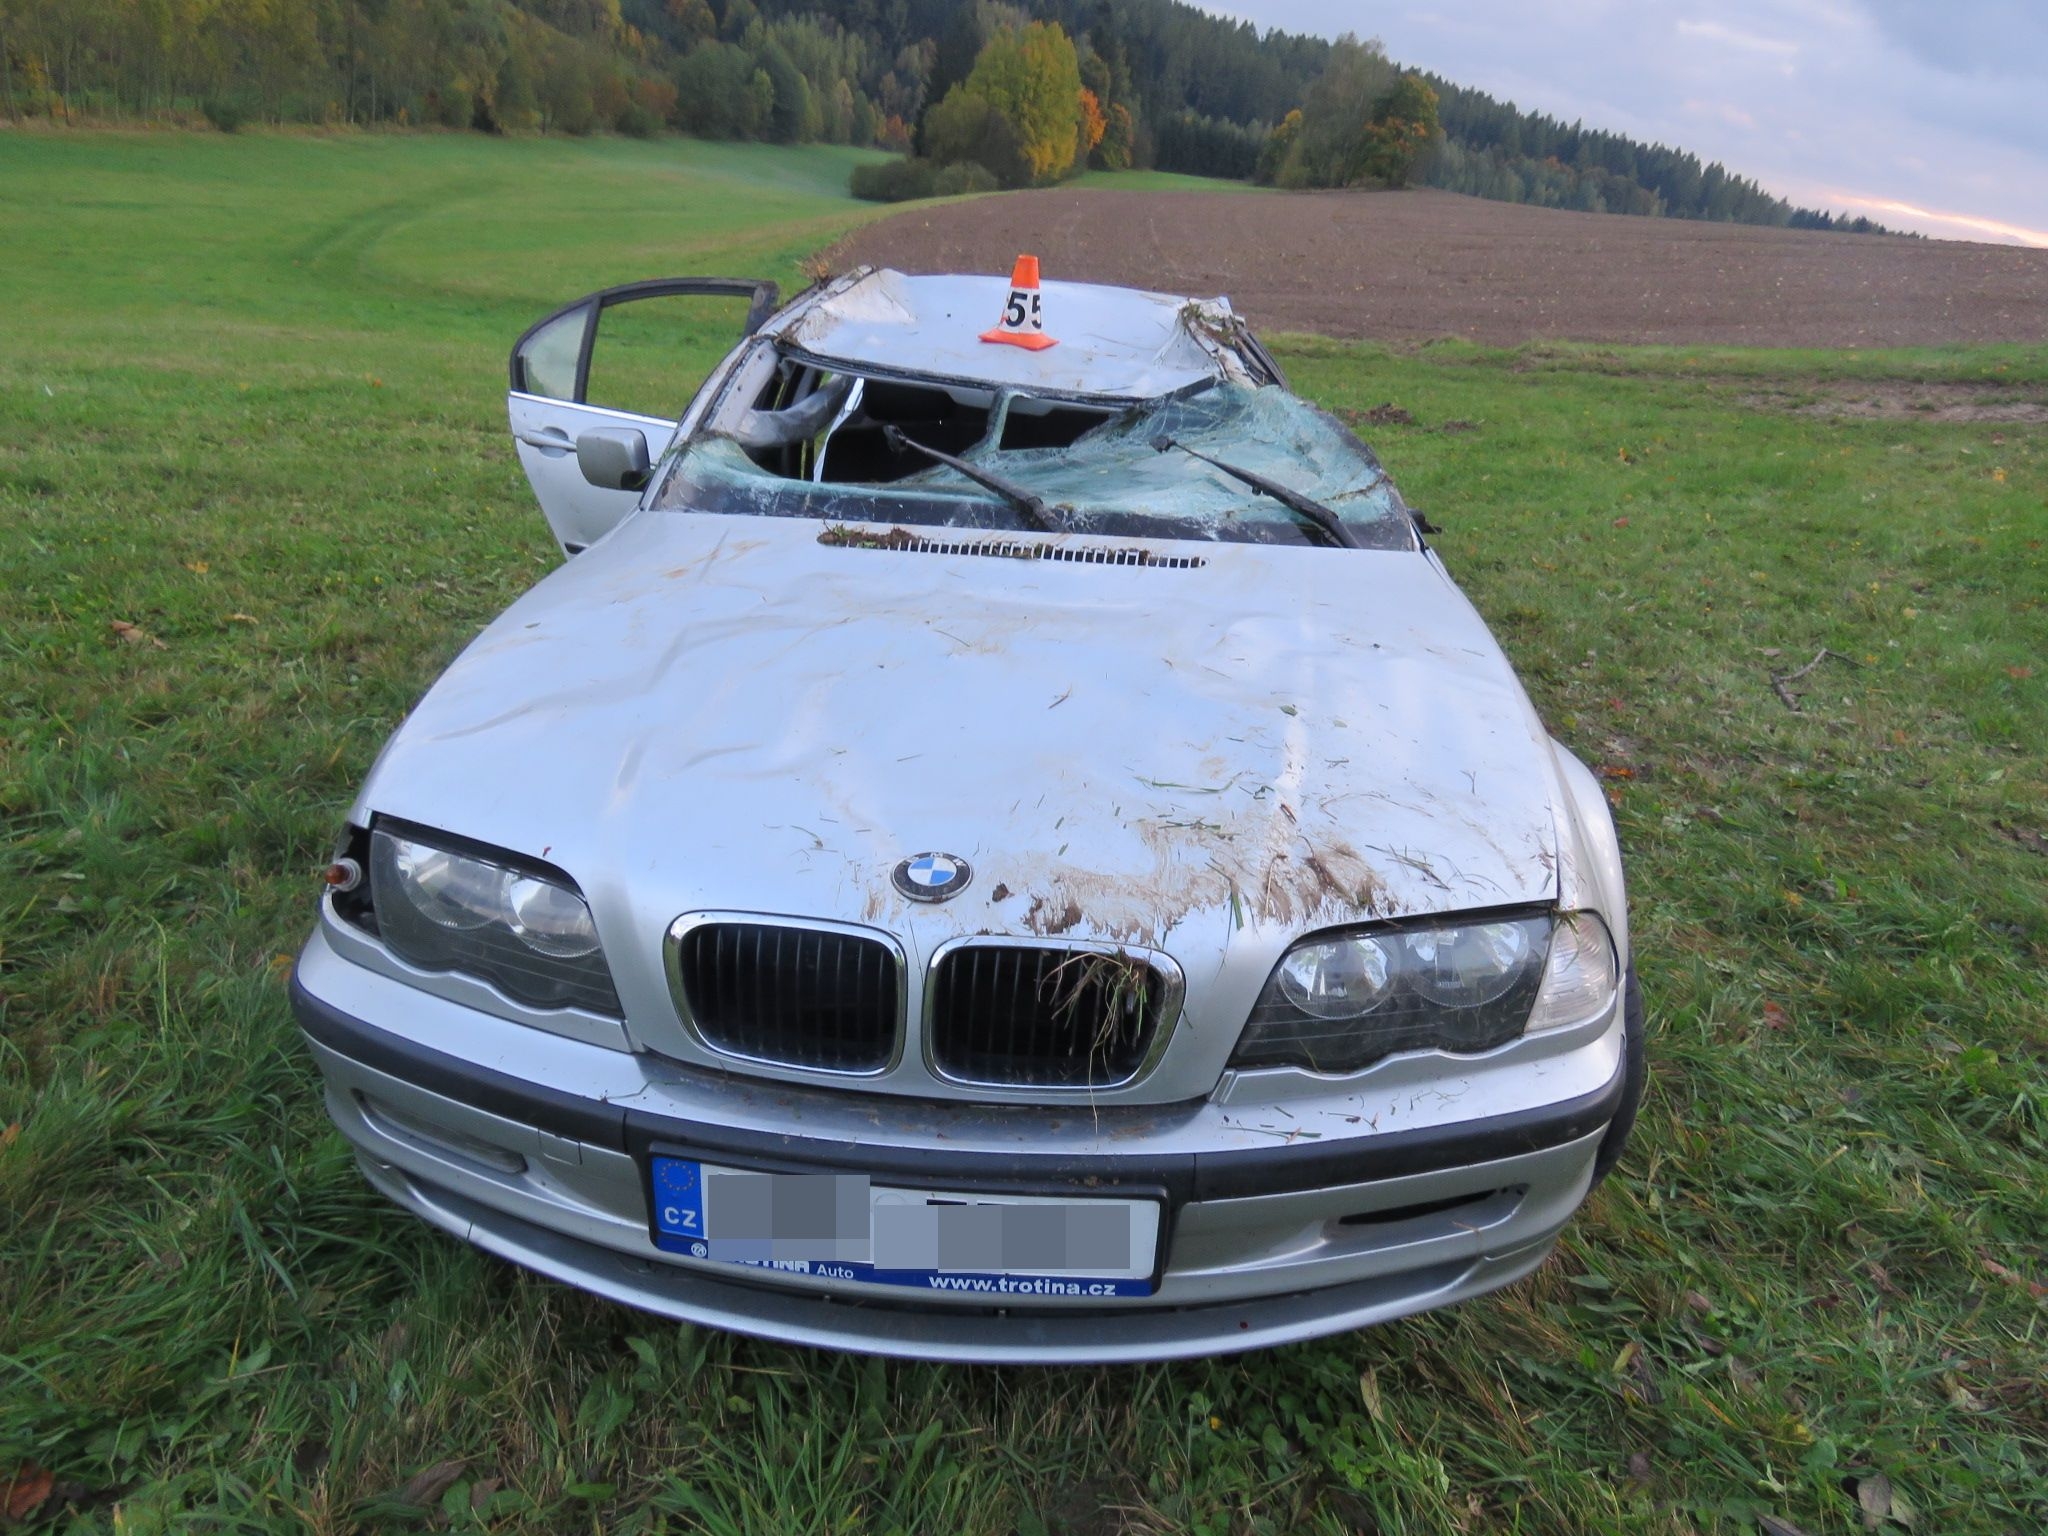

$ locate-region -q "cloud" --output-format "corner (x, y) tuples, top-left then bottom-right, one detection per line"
(1685, 99), (1759, 132)
(1820, 194), (2048, 247)
(1674, 18), (1799, 57)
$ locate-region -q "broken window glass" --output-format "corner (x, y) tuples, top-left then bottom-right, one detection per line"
(650, 380), (1414, 550)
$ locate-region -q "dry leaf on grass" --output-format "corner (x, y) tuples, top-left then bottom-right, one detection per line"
(109, 619), (167, 649)
(397, 1458), (468, 1508)
(3, 1464), (55, 1522)
(1849, 1469), (1915, 1529)
(1357, 1368), (1382, 1420)
(1976, 1251), (2048, 1300)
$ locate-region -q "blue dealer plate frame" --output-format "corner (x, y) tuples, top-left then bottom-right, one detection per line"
(648, 1154), (1164, 1299)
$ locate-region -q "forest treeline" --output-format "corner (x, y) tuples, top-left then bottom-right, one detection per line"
(0, 0), (1892, 232)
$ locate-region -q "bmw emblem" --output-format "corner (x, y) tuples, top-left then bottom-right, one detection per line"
(892, 852), (972, 903)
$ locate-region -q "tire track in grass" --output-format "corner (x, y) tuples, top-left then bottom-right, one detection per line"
(287, 179), (495, 308)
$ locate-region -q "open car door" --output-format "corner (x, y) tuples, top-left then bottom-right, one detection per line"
(508, 277), (779, 556)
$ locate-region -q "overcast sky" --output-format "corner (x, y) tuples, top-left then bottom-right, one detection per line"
(1204, 1), (2048, 245)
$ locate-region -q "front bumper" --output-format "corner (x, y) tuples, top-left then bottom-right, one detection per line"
(293, 928), (1625, 1363)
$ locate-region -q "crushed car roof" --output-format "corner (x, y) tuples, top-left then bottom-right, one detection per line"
(771, 267), (1248, 399)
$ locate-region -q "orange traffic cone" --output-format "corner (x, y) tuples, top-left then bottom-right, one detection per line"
(979, 254), (1058, 351)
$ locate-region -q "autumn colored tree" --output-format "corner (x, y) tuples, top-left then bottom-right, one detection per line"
(1260, 32), (1394, 186)
(1252, 44), (1439, 189)
(875, 111), (911, 152)
(928, 19), (1083, 186)
(1255, 106), (1302, 184)
(1358, 73), (1439, 187)
(1076, 84), (1105, 160)
(1091, 99), (1133, 170)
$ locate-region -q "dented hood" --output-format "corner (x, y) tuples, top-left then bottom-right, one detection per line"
(359, 513), (1565, 956)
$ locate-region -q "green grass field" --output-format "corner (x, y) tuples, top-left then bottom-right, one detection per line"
(3, 130), (2044, 1534)
(1068, 167), (1265, 193)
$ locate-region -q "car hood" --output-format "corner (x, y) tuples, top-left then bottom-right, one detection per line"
(358, 512), (1566, 955)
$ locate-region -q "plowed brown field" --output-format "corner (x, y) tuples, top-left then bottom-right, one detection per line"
(825, 186), (2048, 348)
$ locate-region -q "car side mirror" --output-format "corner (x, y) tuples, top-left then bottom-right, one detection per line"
(576, 428), (651, 492)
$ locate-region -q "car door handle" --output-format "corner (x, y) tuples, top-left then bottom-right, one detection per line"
(516, 427), (576, 455)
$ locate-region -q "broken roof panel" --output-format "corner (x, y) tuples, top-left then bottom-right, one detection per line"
(770, 267), (1242, 400)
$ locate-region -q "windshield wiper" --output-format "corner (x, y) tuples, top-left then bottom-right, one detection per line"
(1151, 436), (1360, 549)
(883, 426), (1059, 533)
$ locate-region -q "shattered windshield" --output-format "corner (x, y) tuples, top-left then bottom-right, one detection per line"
(648, 379), (1417, 550)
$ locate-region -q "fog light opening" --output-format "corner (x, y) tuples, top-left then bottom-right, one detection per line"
(357, 1093), (528, 1176)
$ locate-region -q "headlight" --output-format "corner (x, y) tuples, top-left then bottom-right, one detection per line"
(1231, 911), (1616, 1074)
(366, 827), (621, 1015)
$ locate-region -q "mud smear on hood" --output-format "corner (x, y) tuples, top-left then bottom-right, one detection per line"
(986, 814), (1399, 947)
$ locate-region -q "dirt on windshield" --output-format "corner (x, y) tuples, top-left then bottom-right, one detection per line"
(824, 186), (2048, 350)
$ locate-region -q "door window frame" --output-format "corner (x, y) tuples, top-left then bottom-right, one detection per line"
(507, 277), (782, 404)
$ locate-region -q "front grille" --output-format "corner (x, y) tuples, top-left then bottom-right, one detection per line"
(672, 921), (899, 1074)
(927, 944), (1173, 1089)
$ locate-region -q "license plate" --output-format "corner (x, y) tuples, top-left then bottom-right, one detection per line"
(649, 1156), (1160, 1298)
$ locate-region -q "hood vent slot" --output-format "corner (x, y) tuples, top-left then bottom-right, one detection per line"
(819, 527), (1204, 569)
